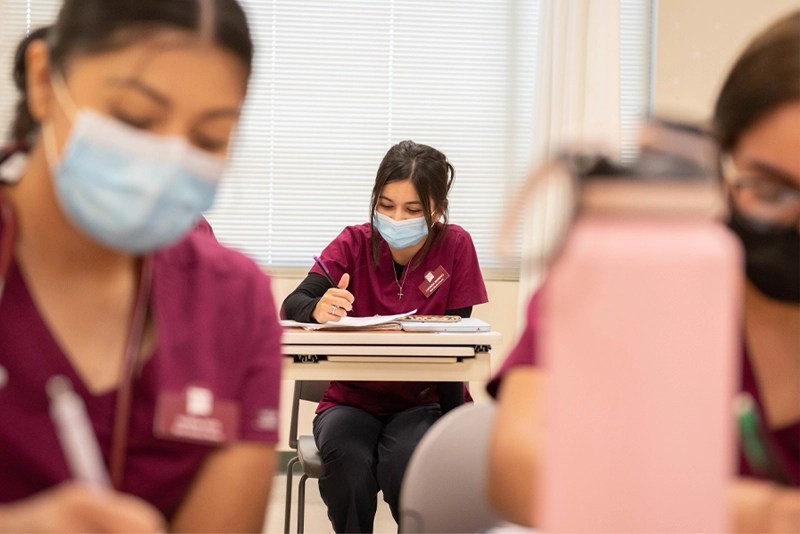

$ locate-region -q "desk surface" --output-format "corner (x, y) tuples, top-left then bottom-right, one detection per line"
(282, 329), (501, 346)
(281, 329), (500, 382)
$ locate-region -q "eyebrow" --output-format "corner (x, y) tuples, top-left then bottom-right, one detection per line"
(109, 77), (170, 107)
(107, 77), (241, 119)
(744, 160), (800, 187)
(379, 195), (422, 205)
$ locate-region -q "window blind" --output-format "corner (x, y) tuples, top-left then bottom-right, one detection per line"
(620, 0), (653, 162)
(209, 0), (541, 269)
(0, 0), (61, 142)
(0, 1), (653, 272)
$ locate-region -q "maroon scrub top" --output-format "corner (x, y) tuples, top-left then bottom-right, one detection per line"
(311, 222), (488, 416)
(0, 227), (284, 518)
(487, 291), (800, 486)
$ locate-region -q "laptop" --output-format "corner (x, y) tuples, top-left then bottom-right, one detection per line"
(399, 318), (491, 332)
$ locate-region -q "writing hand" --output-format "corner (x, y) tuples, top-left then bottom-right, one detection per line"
(313, 273), (355, 323)
(0, 482), (166, 533)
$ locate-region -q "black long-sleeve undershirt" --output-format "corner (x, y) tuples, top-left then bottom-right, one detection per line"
(280, 266), (474, 413)
(280, 272), (332, 321)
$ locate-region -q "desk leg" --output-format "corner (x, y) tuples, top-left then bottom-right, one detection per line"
(437, 381), (465, 414)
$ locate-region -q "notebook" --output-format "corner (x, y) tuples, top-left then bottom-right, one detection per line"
(280, 310), (416, 330)
(399, 318), (491, 332)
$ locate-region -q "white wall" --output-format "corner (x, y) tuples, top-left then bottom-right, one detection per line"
(269, 272), (520, 451)
(652, 0), (798, 122)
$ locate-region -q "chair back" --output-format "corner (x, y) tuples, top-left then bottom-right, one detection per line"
(288, 381), (329, 449)
(399, 402), (502, 533)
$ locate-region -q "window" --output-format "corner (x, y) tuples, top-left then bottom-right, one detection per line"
(620, 0), (654, 162)
(0, 1), (61, 142)
(209, 0), (540, 270)
(0, 1), (652, 273)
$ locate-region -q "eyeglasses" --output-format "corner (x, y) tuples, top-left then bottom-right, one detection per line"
(722, 156), (800, 228)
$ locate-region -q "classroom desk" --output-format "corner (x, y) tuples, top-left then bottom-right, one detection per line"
(282, 329), (501, 382)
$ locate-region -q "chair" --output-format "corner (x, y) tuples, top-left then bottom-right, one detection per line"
(399, 401), (503, 533)
(283, 380), (329, 534)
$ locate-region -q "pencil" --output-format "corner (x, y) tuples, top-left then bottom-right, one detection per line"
(313, 256), (337, 288)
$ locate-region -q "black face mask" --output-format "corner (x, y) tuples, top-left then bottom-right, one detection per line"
(727, 206), (800, 304)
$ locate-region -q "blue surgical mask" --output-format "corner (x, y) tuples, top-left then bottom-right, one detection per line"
(372, 211), (429, 249)
(43, 74), (225, 254)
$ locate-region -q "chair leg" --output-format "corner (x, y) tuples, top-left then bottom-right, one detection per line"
(284, 456), (299, 534)
(298, 474), (309, 534)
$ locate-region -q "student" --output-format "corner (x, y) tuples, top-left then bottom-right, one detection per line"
(0, 1), (282, 532)
(486, 10), (800, 532)
(281, 140), (488, 533)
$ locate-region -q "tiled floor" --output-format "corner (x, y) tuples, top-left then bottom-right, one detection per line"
(264, 474), (397, 533)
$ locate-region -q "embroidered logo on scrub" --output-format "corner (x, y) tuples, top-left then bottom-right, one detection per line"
(154, 385), (240, 445)
(418, 265), (450, 298)
(255, 408), (279, 431)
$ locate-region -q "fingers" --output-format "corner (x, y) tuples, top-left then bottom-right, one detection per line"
(88, 490), (166, 533)
(327, 276), (355, 311)
(4, 482), (166, 533)
(311, 273), (354, 323)
(326, 303), (345, 321)
(320, 296), (349, 322)
(315, 288), (355, 323)
(338, 273), (350, 290)
(327, 290), (354, 311)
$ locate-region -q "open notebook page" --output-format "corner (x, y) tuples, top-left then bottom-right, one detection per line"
(280, 310), (417, 331)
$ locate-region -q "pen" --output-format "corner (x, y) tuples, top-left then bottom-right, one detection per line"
(313, 256), (338, 288)
(47, 375), (111, 491)
(735, 392), (788, 484)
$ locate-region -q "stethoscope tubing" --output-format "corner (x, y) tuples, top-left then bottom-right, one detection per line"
(0, 192), (18, 299)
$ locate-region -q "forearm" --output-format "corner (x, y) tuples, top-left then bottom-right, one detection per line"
(487, 367), (543, 527)
(280, 273), (329, 322)
(170, 443), (277, 533)
(488, 438), (538, 527)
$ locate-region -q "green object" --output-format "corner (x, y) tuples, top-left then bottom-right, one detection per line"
(735, 393), (788, 484)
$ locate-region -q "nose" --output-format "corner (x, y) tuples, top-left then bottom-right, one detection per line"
(158, 118), (192, 141)
(388, 207), (407, 221)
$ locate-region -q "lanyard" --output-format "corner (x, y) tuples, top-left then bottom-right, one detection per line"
(0, 190), (152, 490)
(0, 192), (17, 297)
(110, 255), (152, 489)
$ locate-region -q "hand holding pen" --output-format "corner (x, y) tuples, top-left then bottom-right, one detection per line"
(0, 376), (167, 533)
(312, 256), (354, 323)
(48, 375), (111, 491)
(0, 482), (166, 533)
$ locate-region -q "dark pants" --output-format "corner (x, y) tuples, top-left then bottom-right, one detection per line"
(312, 403), (441, 533)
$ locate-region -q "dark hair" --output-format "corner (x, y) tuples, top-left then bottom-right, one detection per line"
(369, 140), (455, 266)
(713, 10), (800, 154)
(11, 27), (50, 146)
(10, 0), (253, 144)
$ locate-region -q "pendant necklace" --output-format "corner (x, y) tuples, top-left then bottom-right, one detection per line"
(392, 251), (418, 300)
(394, 263), (410, 300)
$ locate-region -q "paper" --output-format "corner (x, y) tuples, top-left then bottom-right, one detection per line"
(281, 310), (417, 330)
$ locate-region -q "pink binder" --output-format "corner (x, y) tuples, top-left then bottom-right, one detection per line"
(539, 215), (742, 532)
